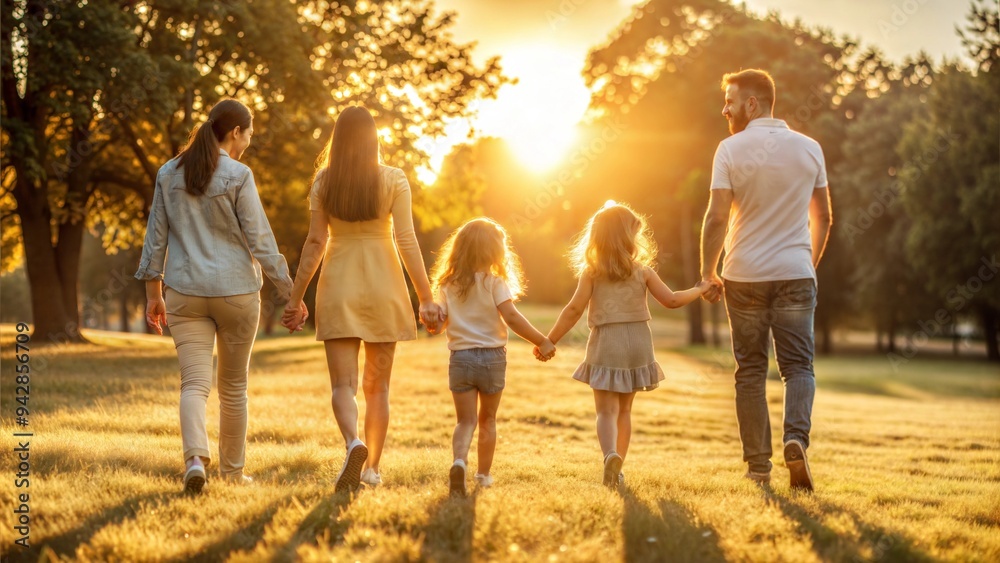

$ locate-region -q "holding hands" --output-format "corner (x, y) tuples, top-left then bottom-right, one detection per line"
(699, 274), (723, 304)
(419, 301), (445, 334)
(281, 300), (309, 333)
(533, 338), (556, 362)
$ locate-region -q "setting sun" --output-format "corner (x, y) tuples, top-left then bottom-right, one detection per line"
(424, 45), (590, 177)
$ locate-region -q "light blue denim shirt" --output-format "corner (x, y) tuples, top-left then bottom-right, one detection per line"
(134, 149), (293, 301)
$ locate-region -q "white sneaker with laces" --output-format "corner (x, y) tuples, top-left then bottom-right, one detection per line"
(361, 467), (382, 487)
(474, 473), (493, 488)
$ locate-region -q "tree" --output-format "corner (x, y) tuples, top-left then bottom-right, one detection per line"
(573, 0), (861, 346)
(1, 0), (505, 343)
(835, 62), (939, 352)
(897, 2), (1000, 360)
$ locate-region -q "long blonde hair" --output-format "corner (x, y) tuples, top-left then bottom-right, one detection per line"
(570, 202), (657, 281)
(431, 218), (525, 300)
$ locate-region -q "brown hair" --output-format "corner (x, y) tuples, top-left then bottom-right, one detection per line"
(570, 202), (657, 281)
(721, 69), (776, 111)
(430, 218), (525, 301)
(314, 106), (382, 222)
(177, 99), (252, 195)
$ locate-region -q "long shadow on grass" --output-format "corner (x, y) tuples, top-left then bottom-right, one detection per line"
(621, 486), (725, 562)
(26, 492), (178, 560)
(271, 491), (356, 562)
(192, 499), (287, 562)
(766, 490), (934, 562)
(420, 492), (476, 562)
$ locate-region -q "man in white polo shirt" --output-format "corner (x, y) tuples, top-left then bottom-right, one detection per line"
(700, 69), (832, 491)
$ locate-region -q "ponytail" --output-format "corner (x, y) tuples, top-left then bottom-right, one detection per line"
(179, 120), (221, 195)
(176, 99), (253, 195)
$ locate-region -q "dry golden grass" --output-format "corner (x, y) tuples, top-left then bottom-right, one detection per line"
(0, 321), (998, 562)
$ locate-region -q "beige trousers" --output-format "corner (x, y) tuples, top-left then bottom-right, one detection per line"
(165, 288), (260, 476)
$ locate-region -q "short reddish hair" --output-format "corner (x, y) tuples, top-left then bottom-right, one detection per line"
(722, 69), (775, 111)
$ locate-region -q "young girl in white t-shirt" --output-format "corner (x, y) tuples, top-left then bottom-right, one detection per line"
(429, 218), (556, 496)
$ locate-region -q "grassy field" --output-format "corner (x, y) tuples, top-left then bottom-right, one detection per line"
(1, 322), (998, 562)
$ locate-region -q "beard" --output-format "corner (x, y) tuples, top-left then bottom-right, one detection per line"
(727, 104), (750, 134)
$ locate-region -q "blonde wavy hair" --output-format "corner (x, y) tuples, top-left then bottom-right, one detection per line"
(431, 218), (525, 301)
(570, 202), (658, 281)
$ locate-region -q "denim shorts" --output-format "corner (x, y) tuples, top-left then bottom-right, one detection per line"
(448, 347), (507, 394)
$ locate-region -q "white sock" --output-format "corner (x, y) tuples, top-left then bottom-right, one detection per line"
(453, 459), (466, 469)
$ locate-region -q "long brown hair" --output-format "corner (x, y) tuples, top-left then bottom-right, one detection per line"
(177, 99), (252, 195)
(570, 202), (657, 281)
(314, 106), (382, 222)
(431, 218), (525, 301)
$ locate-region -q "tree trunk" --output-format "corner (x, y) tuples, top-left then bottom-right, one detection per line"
(818, 316), (832, 355)
(952, 322), (959, 357)
(120, 289), (130, 333)
(14, 182), (85, 344)
(55, 219), (86, 334)
(982, 306), (999, 362)
(679, 200), (705, 344)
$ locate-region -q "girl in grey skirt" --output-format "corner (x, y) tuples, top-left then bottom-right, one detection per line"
(546, 202), (711, 488)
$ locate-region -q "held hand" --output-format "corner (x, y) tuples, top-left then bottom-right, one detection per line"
(700, 274), (723, 304)
(281, 301), (308, 333)
(145, 298), (167, 336)
(534, 339), (556, 362)
(418, 301), (443, 333)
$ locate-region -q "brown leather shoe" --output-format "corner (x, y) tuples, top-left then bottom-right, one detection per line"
(784, 439), (814, 491)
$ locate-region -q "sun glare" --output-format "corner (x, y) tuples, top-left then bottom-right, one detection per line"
(471, 46), (590, 174)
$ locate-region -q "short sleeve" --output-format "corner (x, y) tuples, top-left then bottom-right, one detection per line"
(491, 276), (513, 307)
(814, 145), (828, 189)
(710, 142), (732, 190)
(308, 172), (324, 211)
(436, 286), (449, 317)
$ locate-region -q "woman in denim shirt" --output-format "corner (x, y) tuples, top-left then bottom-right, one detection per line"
(135, 99), (294, 494)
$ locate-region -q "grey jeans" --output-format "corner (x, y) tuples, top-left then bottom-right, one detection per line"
(724, 278), (816, 474)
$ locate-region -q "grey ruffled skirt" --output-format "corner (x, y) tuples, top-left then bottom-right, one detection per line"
(572, 321), (665, 393)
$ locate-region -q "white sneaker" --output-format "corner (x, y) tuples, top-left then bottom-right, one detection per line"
(474, 473), (493, 488)
(361, 467), (382, 487)
(223, 474), (254, 485)
(335, 439), (368, 493)
(183, 465), (206, 494)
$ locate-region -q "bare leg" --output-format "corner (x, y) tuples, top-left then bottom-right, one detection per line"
(616, 392), (637, 461)
(324, 338), (362, 447)
(593, 390), (621, 457)
(452, 390), (479, 463)
(476, 390), (504, 475)
(361, 341), (395, 471)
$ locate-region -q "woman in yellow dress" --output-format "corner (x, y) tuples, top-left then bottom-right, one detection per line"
(282, 106), (441, 492)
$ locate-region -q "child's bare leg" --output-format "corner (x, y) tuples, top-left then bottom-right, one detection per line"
(452, 390), (478, 463)
(594, 390), (621, 456)
(476, 390), (504, 475)
(616, 392), (637, 460)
